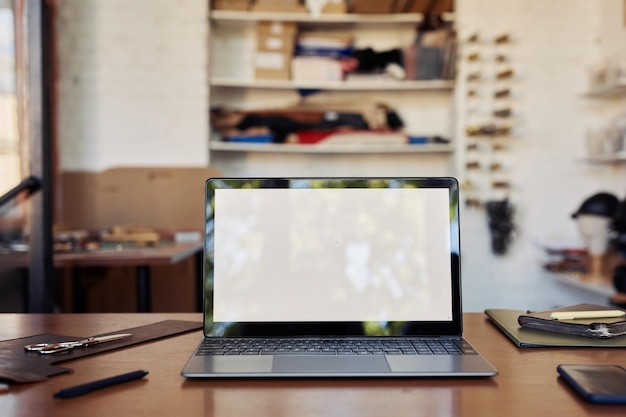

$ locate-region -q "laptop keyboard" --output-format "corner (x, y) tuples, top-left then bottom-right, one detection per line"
(196, 338), (478, 356)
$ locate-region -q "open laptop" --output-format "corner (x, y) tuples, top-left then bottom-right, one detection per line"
(181, 177), (497, 378)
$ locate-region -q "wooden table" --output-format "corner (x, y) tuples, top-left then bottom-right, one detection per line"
(0, 313), (625, 416)
(54, 243), (203, 312)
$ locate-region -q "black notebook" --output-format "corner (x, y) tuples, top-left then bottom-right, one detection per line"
(517, 304), (626, 339)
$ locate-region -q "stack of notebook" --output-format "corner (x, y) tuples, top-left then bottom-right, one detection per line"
(485, 303), (626, 348)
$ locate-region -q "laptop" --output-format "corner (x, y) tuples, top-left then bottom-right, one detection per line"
(181, 177), (497, 378)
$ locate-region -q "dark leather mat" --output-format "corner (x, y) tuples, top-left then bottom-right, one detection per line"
(0, 319), (202, 383)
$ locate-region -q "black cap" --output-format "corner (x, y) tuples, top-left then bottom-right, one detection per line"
(572, 192), (620, 219)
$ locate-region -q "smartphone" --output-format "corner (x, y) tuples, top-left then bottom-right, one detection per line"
(557, 364), (626, 405)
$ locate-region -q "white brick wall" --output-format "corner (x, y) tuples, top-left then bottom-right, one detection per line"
(56, 0), (209, 171)
(56, 0), (626, 311)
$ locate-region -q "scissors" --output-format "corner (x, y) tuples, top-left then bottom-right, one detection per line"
(24, 333), (132, 354)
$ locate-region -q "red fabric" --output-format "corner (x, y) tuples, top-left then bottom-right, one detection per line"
(295, 130), (337, 144)
(296, 129), (403, 144)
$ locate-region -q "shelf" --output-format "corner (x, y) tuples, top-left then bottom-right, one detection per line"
(209, 141), (454, 154)
(211, 10), (431, 24)
(211, 77), (454, 91)
(587, 151), (626, 163)
(584, 80), (626, 98)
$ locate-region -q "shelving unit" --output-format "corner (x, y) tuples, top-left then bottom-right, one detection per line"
(208, 8), (457, 175)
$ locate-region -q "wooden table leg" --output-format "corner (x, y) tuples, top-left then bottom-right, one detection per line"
(136, 265), (151, 312)
(72, 268), (85, 313)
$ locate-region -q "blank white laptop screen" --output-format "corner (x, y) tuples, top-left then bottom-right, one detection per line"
(212, 187), (453, 323)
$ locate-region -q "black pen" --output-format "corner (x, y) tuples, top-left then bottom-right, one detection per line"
(53, 370), (148, 399)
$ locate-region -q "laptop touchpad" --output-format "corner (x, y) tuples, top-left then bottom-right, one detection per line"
(273, 355), (390, 373)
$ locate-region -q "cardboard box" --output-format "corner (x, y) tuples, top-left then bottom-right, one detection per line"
(322, 0), (348, 13)
(350, 0), (395, 13)
(257, 21), (298, 39)
(59, 167), (221, 232)
(394, 0), (452, 14)
(255, 21), (296, 80)
(253, 0), (307, 13)
(255, 50), (292, 80)
(212, 0), (251, 11)
(292, 56), (343, 81)
(257, 21), (297, 53)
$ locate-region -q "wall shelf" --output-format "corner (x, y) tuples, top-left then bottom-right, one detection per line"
(210, 142), (454, 154)
(211, 77), (454, 91)
(584, 80), (626, 98)
(548, 271), (615, 297)
(211, 10), (431, 24)
(587, 151), (626, 163)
